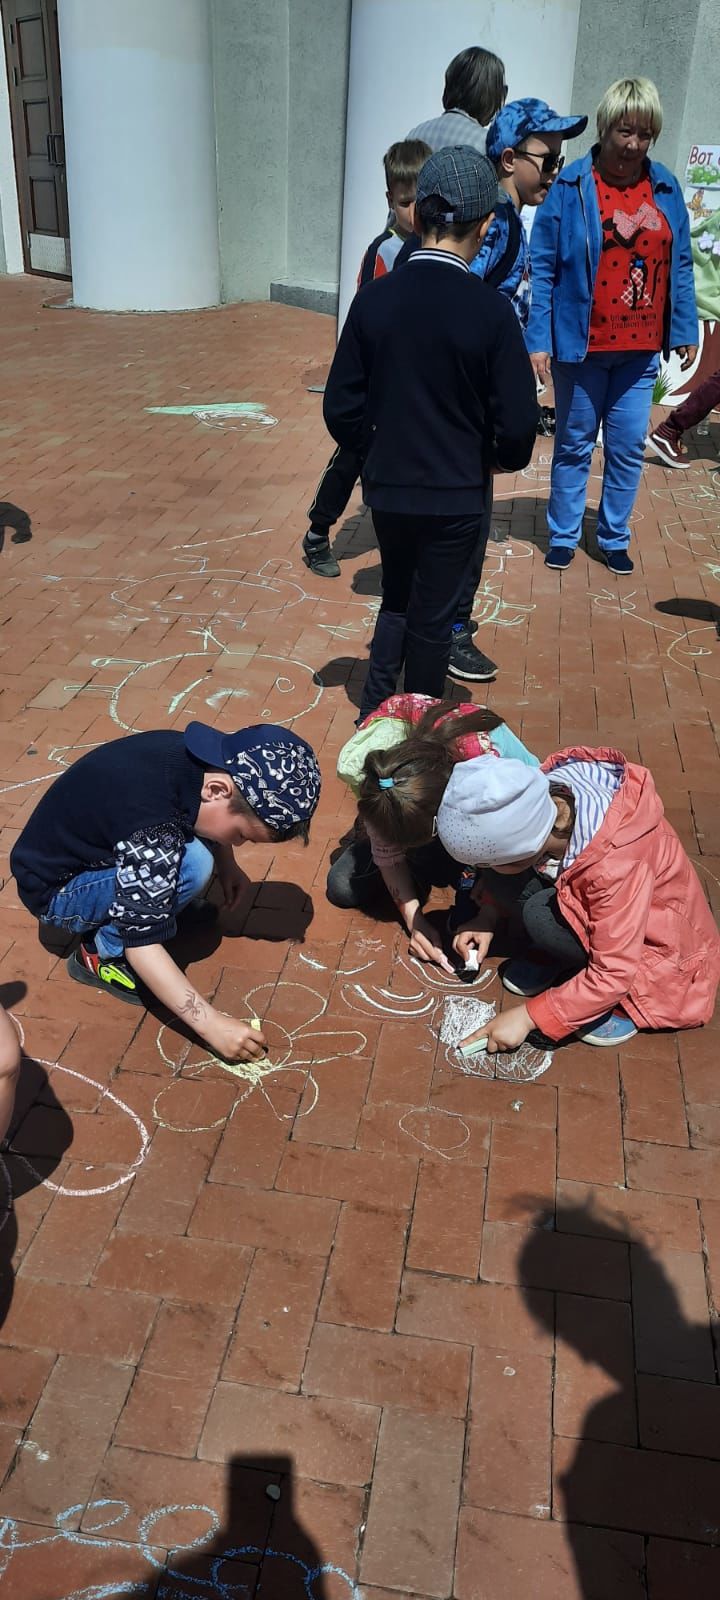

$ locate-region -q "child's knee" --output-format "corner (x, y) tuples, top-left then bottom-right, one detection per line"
(0, 1013), (21, 1081)
(181, 839), (215, 901)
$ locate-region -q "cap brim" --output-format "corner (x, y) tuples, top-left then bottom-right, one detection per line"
(184, 721), (225, 768)
(539, 114), (588, 139)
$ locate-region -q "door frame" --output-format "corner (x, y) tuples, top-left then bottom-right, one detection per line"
(1, 0), (69, 276)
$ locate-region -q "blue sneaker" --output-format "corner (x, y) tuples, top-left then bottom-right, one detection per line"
(578, 1010), (638, 1047)
(545, 546), (575, 570)
(604, 550), (634, 575)
(502, 959), (558, 997)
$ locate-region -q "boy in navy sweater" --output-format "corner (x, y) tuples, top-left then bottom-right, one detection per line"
(11, 723), (321, 1065)
(323, 146), (538, 718)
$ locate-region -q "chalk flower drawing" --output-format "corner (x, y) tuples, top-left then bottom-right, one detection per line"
(0, 1496), (361, 1598)
(153, 981), (369, 1133)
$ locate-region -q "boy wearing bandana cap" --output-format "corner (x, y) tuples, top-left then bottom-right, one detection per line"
(11, 723), (321, 1065)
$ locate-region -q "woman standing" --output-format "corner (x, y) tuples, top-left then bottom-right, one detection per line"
(406, 46), (506, 155)
(527, 78), (698, 574)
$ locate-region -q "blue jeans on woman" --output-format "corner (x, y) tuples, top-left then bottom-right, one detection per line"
(41, 838), (215, 959)
(548, 351), (659, 552)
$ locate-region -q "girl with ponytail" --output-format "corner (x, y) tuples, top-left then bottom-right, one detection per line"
(328, 693), (537, 971)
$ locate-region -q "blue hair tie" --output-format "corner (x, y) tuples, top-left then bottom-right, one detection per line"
(378, 776), (395, 789)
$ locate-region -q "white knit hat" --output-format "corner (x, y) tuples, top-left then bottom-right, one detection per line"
(437, 756), (557, 865)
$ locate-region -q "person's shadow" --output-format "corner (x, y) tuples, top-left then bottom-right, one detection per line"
(518, 1200), (720, 1597)
(0, 985), (73, 1330)
(131, 1453), (333, 1597)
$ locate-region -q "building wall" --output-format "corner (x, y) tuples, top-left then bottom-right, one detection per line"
(675, 0), (720, 177)
(210, 0), (289, 303)
(569, 0), (703, 172)
(338, 0), (583, 325)
(210, 0), (350, 305)
(286, 0), (351, 290)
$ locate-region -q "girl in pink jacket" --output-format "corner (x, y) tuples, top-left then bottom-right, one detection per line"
(437, 747), (720, 1050)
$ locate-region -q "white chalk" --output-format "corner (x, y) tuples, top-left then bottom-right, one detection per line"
(464, 949), (480, 974)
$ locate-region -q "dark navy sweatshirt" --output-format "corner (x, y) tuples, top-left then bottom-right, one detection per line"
(11, 731), (204, 947)
(323, 248), (538, 515)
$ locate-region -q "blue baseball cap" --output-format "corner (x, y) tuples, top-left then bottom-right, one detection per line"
(486, 98), (588, 165)
(185, 721), (321, 831)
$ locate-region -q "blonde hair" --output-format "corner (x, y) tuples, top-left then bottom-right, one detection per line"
(596, 78), (663, 142)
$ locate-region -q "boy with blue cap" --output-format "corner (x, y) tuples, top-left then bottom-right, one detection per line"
(477, 98), (588, 328)
(11, 722), (321, 1065)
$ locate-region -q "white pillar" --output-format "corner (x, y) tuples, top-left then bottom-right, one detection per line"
(58, 0), (220, 311)
(338, 0), (583, 328)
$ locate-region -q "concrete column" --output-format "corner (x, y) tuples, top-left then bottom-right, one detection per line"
(57, 0), (220, 311)
(338, 0), (582, 328)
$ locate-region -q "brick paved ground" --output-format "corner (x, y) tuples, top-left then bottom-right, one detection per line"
(0, 274), (719, 1598)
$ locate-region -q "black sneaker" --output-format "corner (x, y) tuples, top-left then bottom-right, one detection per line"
(67, 942), (145, 1006)
(604, 550), (634, 575)
(447, 625), (497, 682)
(302, 531), (341, 578)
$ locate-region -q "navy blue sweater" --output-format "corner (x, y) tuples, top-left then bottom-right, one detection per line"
(324, 249), (538, 515)
(11, 731), (204, 947)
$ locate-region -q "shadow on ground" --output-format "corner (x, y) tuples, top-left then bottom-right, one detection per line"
(517, 1197), (719, 1598)
(130, 1453), (335, 1597)
(0, 982), (72, 1331)
(656, 596), (720, 638)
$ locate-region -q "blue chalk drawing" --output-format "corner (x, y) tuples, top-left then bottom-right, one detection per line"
(0, 1498), (362, 1599)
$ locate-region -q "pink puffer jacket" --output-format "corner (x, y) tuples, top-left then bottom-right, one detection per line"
(527, 748), (720, 1041)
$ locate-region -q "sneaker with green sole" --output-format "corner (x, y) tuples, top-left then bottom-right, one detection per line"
(67, 942), (145, 1006)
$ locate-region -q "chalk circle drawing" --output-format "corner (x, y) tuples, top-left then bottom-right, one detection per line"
(65, 625), (324, 732)
(111, 559), (307, 621)
(0, 1496), (361, 1598)
(439, 995), (554, 1083)
(153, 981), (368, 1135)
(0, 1016), (150, 1230)
(399, 1106), (472, 1160)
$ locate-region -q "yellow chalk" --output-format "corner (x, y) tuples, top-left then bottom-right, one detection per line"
(250, 1017), (262, 1032)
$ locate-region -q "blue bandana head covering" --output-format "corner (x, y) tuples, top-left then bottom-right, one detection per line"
(185, 721), (321, 831)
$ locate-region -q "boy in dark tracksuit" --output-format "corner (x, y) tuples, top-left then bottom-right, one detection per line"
(303, 138), (430, 580)
(323, 146), (538, 720)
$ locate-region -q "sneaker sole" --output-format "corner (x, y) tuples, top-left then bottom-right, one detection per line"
(578, 1025), (638, 1047)
(603, 559), (634, 576)
(501, 972), (548, 997)
(447, 662), (497, 682)
(645, 435), (689, 470)
(66, 951), (145, 1006)
(544, 555), (574, 570)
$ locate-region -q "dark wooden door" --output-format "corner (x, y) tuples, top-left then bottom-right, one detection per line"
(2, 0), (70, 275)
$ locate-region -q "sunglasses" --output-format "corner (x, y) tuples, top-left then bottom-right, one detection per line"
(516, 150), (565, 177)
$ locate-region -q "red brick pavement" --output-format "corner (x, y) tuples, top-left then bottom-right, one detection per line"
(0, 275), (719, 1597)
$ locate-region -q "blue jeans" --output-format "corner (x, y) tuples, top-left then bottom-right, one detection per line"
(41, 838), (214, 959)
(549, 352), (659, 551)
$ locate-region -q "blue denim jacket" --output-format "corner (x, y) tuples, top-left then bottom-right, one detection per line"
(526, 149), (698, 362)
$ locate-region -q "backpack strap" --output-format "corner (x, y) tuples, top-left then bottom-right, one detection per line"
(483, 201), (522, 290)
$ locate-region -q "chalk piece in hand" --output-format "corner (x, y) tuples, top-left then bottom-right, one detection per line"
(464, 949), (480, 973)
(459, 1035), (488, 1059)
(266, 1483), (281, 1501)
(250, 1018), (262, 1031)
